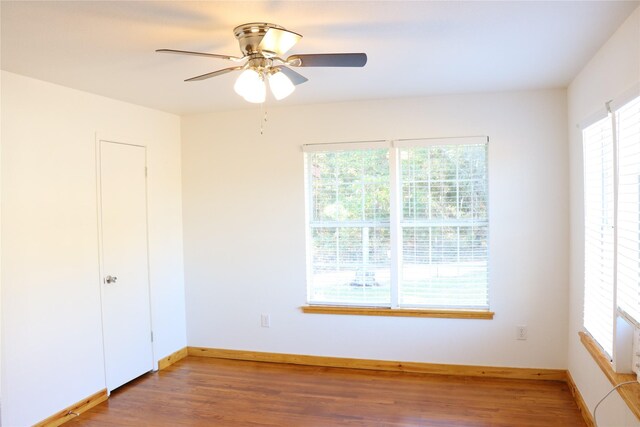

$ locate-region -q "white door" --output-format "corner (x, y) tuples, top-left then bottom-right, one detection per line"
(98, 140), (153, 391)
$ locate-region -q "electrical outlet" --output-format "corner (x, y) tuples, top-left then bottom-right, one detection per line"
(516, 325), (528, 340)
(261, 314), (270, 328)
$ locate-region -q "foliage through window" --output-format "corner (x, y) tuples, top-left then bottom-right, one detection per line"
(304, 138), (489, 310)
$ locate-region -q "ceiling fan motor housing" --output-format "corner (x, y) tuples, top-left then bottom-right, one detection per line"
(234, 23), (285, 56)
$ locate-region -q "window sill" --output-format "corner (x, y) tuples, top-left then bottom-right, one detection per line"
(579, 331), (640, 420)
(301, 305), (494, 319)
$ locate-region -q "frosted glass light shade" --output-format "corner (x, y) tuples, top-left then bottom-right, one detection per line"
(268, 71), (295, 100)
(242, 83), (266, 103)
(234, 69), (266, 103)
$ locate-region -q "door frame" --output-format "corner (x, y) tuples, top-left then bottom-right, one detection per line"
(95, 133), (156, 393)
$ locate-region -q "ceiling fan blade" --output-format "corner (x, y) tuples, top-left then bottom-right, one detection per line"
(276, 66), (308, 86)
(185, 66), (243, 82)
(156, 49), (243, 62)
(258, 27), (302, 56)
(287, 53), (367, 67)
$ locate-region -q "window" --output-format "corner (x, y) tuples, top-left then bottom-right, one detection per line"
(398, 141), (488, 308)
(304, 137), (489, 310)
(583, 94), (640, 357)
(583, 116), (615, 356)
(615, 96), (640, 323)
(305, 144), (391, 306)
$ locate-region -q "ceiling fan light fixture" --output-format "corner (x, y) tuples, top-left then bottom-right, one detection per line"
(234, 68), (266, 103)
(160, 22), (367, 105)
(268, 70), (295, 100)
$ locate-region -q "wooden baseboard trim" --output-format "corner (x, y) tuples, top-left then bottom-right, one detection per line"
(187, 346), (566, 381)
(158, 346), (188, 370)
(33, 388), (108, 427)
(566, 370), (596, 427)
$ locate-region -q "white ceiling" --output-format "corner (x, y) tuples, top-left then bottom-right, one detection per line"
(1, 1), (638, 115)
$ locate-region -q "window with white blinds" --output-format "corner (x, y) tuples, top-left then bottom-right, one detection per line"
(616, 96), (640, 323)
(304, 138), (489, 309)
(582, 93), (640, 358)
(583, 116), (615, 357)
(398, 143), (488, 308)
(305, 146), (391, 305)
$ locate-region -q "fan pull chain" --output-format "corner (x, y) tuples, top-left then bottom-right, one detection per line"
(260, 103), (268, 135)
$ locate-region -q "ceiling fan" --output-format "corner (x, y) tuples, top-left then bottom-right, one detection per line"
(157, 22), (367, 103)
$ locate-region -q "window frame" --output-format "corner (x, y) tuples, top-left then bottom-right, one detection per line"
(303, 141), (391, 308)
(395, 138), (490, 310)
(582, 113), (616, 357)
(581, 90), (640, 360)
(302, 137), (491, 317)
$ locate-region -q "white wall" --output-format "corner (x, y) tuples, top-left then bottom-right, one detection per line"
(567, 6), (640, 427)
(181, 89), (569, 369)
(0, 71), (187, 426)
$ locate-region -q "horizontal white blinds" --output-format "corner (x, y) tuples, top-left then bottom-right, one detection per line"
(302, 141), (388, 152)
(616, 96), (640, 323)
(394, 136), (488, 148)
(398, 143), (488, 308)
(306, 148), (391, 305)
(583, 115), (614, 357)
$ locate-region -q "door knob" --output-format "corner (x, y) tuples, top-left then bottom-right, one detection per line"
(105, 275), (118, 284)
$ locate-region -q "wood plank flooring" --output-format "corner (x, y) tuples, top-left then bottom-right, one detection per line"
(68, 356), (586, 426)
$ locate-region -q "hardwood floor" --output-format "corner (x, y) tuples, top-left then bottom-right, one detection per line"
(68, 357), (586, 426)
